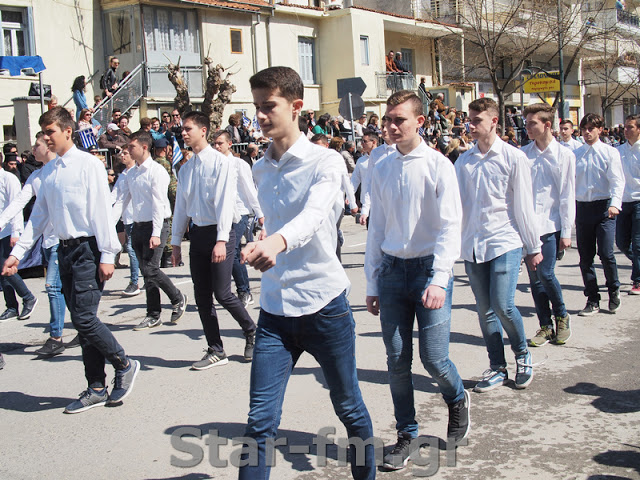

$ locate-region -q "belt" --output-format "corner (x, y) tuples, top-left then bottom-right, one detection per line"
(133, 218), (170, 226)
(60, 236), (94, 248)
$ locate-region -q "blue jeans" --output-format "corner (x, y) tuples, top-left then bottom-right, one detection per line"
(526, 232), (568, 327)
(124, 223), (139, 285)
(616, 200), (640, 283)
(232, 216), (251, 295)
(239, 292), (375, 480)
(43, 245), (66, 338)
(0, 235), (34, 312)
(378, 254), (464, 438)
(465, 248), (528, 370)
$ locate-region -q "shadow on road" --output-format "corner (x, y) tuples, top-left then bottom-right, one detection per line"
(564, 382), (640, 414)
(0, 391), (69, 412)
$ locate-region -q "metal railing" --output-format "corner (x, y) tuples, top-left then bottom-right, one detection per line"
(93, 62), (146, 130)
(145, 65), (204, 98)
(375, 73), (417, 98)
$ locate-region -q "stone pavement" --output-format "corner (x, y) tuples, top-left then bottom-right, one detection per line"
(1, 220), (639, 480)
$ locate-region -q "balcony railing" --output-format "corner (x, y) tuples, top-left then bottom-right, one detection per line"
(93, 62), (146, 130)
(146, 65), (204, 98)
(375, 73), (417, 98)
(582, 8), (640, 32)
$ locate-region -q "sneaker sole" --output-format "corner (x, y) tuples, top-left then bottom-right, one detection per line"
(171, 294), (188, 324)
(529, 338), (551, 347)
(122, 290), (141, 297)
(133, 320), (162, 331)
(456, 390), (471, 443)
(64, 399), (107, 414)
(515, 371), (534, 390)
(18, 298), (38, 320)
(106, 359), (140, 405)
(473, 380), (506, 393)
(191, 357), (229, 370)
(35, 346), (65, 356)
(578, 309), (599, 317)
(554, 331), (572, 345)
(382, 456), (410, 471)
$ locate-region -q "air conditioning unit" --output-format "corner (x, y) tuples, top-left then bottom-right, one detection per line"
(325, 0), (343, 10)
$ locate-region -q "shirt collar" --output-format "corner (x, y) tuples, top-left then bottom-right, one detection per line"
(471, 135), (503, 158)
(57, 145), (79, 167)
(395, 139), (428, 160)
(264, 133), (308, 167)
(138, 156), (154, 170)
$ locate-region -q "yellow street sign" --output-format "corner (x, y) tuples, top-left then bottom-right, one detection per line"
(522, 71), (561, 93)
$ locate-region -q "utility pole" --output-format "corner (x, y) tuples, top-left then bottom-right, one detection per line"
(557, 0), (566, 121)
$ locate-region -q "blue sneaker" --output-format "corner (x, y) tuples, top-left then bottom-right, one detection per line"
(474, 368), (507, 393)
(107, 359), (140, 405)
(515, 351), (533, 389)
(64, 387), (108, 414)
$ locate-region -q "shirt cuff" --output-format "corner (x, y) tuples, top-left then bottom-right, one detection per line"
(171, 234), (183, 246)
(100, 252), (116, 264)
(561, 226), (572, 238)
(152, 226), (162, 238)
(430, 271), (451, 289)
(611, 198), (623, 210)
(276, 226), (298, 253)
(366, 282), (379, 297)
(217, 228), (230, 243)
(10, 244), (27, 261)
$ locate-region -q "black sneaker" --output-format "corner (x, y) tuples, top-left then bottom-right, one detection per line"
(556, 249), (565, 261)
(191, 348), (229, 370)
(171, 292), (188, 324)
(609, 289), (621, 313)
(35, 337), (65, 356)
(0, 308), (18, 322)
(18, 297), (38, 320)
(133, 316), (162, 331)
(578, 301), (600, 317)
(244, 330), (256, 361)
(0, 353), (5, 370)
(382, 432), (413, 471)
(447, 390), (471, 444)
(64, 387), (108, 414)
(66, 335), (81, 348)
(122, 282), (141, 296)
(107, 359), (140, 405)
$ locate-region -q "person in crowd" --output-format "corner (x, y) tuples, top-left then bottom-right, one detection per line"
(171, 111), (257, 368)
(103, 56), (120, 97)
(455, 97), (541, 393)
(118, 116), (132, 137)
(558, 119), (583, 151)
(98, 123), (127, 153)
(311, 113), (330, 135)
(573, 113), (625, 316)
(351, 132), (378, 208)
(616, 114), (640, 295)
(342, 140), (357, 174)
(241, 143), (260, 169)
(71, 76), (90, 122)
(3, 106), (139, 412)
(170, 109), (184, 149)
(238, 65), (375, 480)
(521, 103), (575, 347)
(365, 114), (382, 135)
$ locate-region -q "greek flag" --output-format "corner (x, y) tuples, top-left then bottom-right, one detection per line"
(252, 115), (260, 131)
(242, 114), (251, 128)
(78, 129), (97, 149)
(172, 136), (183, 168)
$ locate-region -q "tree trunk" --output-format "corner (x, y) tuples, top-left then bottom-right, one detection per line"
(201, 57), (237, 142)
(166, 58), (193, 115)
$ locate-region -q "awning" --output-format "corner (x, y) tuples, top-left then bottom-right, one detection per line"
(0, 55), (46, 76)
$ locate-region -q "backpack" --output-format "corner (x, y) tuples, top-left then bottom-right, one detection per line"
(99, 73), (106, 90)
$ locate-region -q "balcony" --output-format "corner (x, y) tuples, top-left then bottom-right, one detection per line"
(146, 65), (204, 99)
(581, 8), (640, 37)
(375, 73), (417, 98)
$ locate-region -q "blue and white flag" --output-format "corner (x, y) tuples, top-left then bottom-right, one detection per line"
(242, 114), (251, 128)
(172, 136), (183, 168)
(252, 115), (260, 131)
(78, 129), (97, 149)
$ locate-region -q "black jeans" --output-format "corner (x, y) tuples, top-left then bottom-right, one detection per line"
(189, 224), (256, 352)
(132, 220), (181, 319)
(0, 235), (34, 311)
(58, 237), (127, 388)
(576, 199), (620, 302)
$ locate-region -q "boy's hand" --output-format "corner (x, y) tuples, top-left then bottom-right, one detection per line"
(2, 256), (19, 276)
(172, 245), (182, 266)
(559, 237), (571, 251)
(241, 234), (286, 272)
(526, 253), (543, 271)
(366, 296), (379, 315)
(422, 285), (446, 310)
(99, 263), (114, 282)
(212, 241), (227, 263)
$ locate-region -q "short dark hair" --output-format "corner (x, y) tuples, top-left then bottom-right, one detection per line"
(250, 66), (304, 103)
(559, 119), (573, 127)
(387, 90), (423, 117)
(183, 111), (210, 135)
(39, 107), (75, 133)
(625, 114), (640, 127)
(523, 103), (555, 124)
(140, 117), (152, 128)
(580, 113), (604, 129)
(468, 98), (499, 116)
(362, 131), (379, 145)
(310, 133), (328, 145)
(212, 130), (232, 143)
(129, 130), (153, 151)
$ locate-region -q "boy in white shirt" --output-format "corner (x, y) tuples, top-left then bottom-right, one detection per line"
(238, 66), (375, 480)
(365, 90), (469, 471)
(351, 132), (378, 208)
(573, 113), (625, 316)
(455, 98), (542, 393)
(521, 104), (575, 346)
(616, 114), (640, 295)
(558, 119), (583, 151)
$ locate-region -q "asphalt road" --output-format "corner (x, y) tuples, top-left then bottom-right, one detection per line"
(1, 219), (639, 480)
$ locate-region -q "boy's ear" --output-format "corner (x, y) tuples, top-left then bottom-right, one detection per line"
(292, 99), (304, 115)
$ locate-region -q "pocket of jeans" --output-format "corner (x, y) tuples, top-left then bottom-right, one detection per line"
(317, 295), (351, 319)
(74, 280), (101, 306)
(378, 256), (393, 277)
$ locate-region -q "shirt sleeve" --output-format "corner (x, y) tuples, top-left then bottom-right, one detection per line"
(607, 147), (625, 210)
(364, 162), (386, 296)
(350, 162), (362, 192)
(6, 174), (23, 237)
(559, 148), (576, 238)
(171, 165), (190, 246)
(512, 152), (542, 255)
(110, 172), (131, 224)
(237, 159), (264, 218)
(151, 165), (170, 237)
(342, 170), (357, 210)
(276, 152), (343, 252)
(0, 180), (33, 232)
(215, 158), (238, 243)
(88, 162), (121, 264)
(10, 192), (48, 261)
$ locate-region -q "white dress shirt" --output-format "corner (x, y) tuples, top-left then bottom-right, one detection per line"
(350, 155), (369, 193)
(0, 170), (24, 241)
(559, 137), (583, 152)
(253, 133), (349, 316)
(617, 139), (640, 202)
(111, 156), (171, 238)
(340, 162), (357, 210)
(361, 143), (396, 216)
(521, 139), (576, 238)
(456, 137), (541, 263)
(110, 166), (134, 225)
(171, 145), (237, 245)
(573, 140), (625, 209)
(11, 146), (120, 264)
(228, 153), (263, 218)
(0, 168), (57, 248)
(365, 141), (462, 296)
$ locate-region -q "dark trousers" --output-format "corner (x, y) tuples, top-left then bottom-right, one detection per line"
(576, 199), (620, 303)
(189, 224), (255, 352)
(232, 216), (251, 295)
(0, 235), (34, 312)
(132, 220), (181, 319)
(615, 200), (640, 283)
(58, 237), (127, 388)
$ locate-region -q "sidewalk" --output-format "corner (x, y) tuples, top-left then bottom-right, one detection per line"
(1, 220), (639, 480)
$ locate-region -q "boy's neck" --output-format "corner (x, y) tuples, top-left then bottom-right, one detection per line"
(270, 130), (301, 161)
(57, 141), (75, 157)
(477, 131), (496, 155)
(396, 134), (422, 156)
(534, 132), (553, 151)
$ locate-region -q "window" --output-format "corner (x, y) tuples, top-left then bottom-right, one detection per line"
(106, 9), (132, 54)
(298, 37), (316, 85)
(1, 7), (32, 56)
(230, 29), (242, 54)
(142, 7), (199, 54)
(401, 48), (414, 73)
(360, 36), (369, 66)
